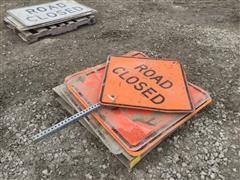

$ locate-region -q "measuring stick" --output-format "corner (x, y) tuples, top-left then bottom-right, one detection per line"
(32, 103), (101, 142)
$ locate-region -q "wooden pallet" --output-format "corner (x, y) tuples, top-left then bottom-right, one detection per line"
(4, 15), (96, 43)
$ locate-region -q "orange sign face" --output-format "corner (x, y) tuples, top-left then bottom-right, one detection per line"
(100, 56), (193, 112)
(65, 51), (212, 155)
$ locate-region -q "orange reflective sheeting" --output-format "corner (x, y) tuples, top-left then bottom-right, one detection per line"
(64, 51), (212, 156)
(100, 56), (193, 113)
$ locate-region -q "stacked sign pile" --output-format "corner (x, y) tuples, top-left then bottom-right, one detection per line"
(53, 51), (212, 169)
(4, 0), (97, 43)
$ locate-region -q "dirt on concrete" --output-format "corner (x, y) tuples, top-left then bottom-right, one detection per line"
(0, 0), (239, 179)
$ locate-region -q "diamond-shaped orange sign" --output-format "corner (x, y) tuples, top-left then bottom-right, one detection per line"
(100, 56), (194, 112)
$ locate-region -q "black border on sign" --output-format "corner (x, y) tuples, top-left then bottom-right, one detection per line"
(67, 54), (211, 151)
(99, 55), (194, 113)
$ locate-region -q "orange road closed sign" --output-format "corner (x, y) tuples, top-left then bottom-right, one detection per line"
(100, 56), (194, 112)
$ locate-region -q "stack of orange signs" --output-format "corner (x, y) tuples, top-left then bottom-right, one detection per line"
(56, 51), (211, 168)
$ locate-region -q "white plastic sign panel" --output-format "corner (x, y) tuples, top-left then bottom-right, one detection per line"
(7, 0), (96, 27)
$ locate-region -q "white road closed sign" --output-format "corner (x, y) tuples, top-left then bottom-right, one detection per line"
(7, 0), (96, 27)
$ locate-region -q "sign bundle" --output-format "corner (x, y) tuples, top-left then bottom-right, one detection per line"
(49, 51), (212, 169)
(4, 0), (97, 43)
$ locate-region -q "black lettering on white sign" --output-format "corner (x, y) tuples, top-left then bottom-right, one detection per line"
(23, 2), (87, 23)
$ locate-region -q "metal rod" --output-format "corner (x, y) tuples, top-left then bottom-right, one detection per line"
(32, 103), (101, 142)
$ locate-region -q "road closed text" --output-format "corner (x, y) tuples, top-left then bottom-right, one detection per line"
(112, 64), (174, 105)
(24, 3), (85, 22)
